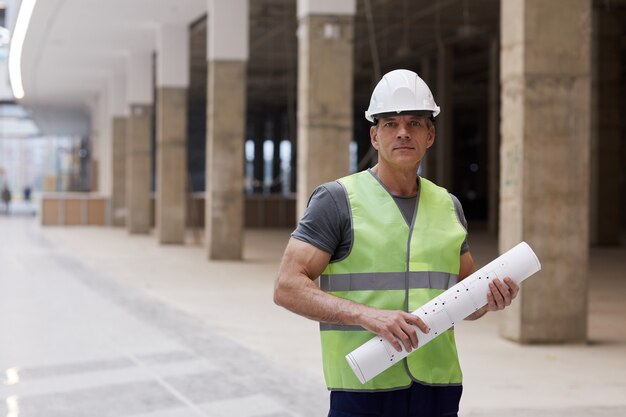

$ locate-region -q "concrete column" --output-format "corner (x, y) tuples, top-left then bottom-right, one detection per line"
(156, 24), (189, 244)
(296, 0), (356, 219)
(288, 85), (297, 195)
(253, 117), (265, 193)
(271, 112), (283, 193)
(590, 8), (623, 246)
(435, 45), (453, 189)
(88, 94), (109, 194)
(90, 160), (98, 193)
(99, 92), (113, 197)
(205, 0), (248, 260)
(487, 38), (500, 235)
(419, 55), (432, 178)
(127, 105), (153, 234)
(87, 99), (100, 193)
(499, 0), (592, 343)
(126, 53), (154, 234)
(111, 117), (127, 226)
(109, 74), (128, 227)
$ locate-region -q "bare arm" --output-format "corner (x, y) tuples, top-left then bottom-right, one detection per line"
(274, 237), (429, 352)
(459, 251), (520, 321)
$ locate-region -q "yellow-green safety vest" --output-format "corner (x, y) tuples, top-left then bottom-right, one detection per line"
(319, 170), (467, 391)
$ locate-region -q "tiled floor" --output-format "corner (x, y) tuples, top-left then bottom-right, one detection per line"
(1, 215), (625, 416)
(1, 216), (323, 417)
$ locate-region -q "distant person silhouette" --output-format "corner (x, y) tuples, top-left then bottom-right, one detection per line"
(23, 186), (32, 202)
(1, 183), (11, 214)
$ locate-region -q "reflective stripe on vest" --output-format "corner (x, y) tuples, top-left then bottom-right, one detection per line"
(319, 170), (467, 391)
(319, 271), (458, 292)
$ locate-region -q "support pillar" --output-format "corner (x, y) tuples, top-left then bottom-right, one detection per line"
(99, 95), (112, 200)
(271, 112), (283, 193)
(487, 38), (500, 235)
(90, 159), (98, 193)
(419, 56), (433, 178)
(109, 74), (128, 227)
(205, 0), (248, 260)
(111, 117), (127, 226)
(126, 53), (154, 234)
(435, 45), (453, 189)
(253, 117), (265, 193)
(499, 0), (591, 343)
(296, 0), (356, 219)
(127, 105), (152, 234)
(590, 8), (623, 246)
(156, 24), (189, 244)
(156, 89), (187, 242)
(88, 93), (109, 195)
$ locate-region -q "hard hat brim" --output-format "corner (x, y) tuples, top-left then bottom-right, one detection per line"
(367, 110), (436, 124)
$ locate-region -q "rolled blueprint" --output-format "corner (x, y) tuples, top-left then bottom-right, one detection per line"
(346, 241), (541, 384)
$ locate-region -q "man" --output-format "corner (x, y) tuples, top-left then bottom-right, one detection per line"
(274, 69), (519, 417)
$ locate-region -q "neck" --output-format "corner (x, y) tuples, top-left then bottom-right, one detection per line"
(371, 163), (419, 196)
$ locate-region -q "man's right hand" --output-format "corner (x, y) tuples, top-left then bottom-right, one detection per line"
(359, 307), (430, 353)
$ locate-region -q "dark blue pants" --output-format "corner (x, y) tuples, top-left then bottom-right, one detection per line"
(328, 383), (462, 417)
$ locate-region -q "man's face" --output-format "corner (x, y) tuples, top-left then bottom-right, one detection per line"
(370, 114), (435, 170)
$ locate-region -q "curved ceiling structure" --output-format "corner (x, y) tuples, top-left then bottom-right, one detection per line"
(19, 0), (206, 108)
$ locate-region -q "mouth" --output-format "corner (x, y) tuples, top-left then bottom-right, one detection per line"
(394, 146), (415, 151)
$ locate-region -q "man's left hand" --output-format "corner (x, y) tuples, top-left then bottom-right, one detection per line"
(485, 277), (519, 311)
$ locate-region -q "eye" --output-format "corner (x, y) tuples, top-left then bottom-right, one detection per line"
(410, 120), (422, 127)
(384, 121), (397, 128)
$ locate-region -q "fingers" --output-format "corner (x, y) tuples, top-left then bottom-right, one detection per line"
(361, 309), (430, 353)
(381, 326), (411, 353)
(486, 290), (497, 310)
(399, 314), (431, 352)
(391, 317), (416, 353)
(504, 277), (520, 299)
(490, 280), (508, 307)
(397, 324), (415, 353)
(383, 313), (428, 353)
(398, 322), (418, 351)
(404, 314), (430, 336)
(379, 329), (404, 353)
(487, 277), (519, 311)
(372, 319), (410, 353)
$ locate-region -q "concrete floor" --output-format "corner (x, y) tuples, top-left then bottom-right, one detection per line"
(1, 214), (626, 417)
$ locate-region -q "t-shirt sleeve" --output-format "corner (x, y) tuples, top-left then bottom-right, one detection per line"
(449, 193), (470, 254)
(291, 182), (350, 259)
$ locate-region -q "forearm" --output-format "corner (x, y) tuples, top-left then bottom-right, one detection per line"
(274, 273), (370, 326)
(274, 238), (371, 326)
(274, 270), (431, 353)
(274, 238), (430, 353)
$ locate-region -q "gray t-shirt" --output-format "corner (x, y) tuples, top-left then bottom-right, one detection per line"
(293, 173), (469, 262)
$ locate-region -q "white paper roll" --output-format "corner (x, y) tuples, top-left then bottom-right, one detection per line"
(346, 241), (541, 384)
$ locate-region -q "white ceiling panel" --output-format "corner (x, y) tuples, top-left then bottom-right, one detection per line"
(19, 0), (206, 107)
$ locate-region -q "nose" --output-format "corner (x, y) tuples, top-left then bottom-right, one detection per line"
(396, 123), (410, 139)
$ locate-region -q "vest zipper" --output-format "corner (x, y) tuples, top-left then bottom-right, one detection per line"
(403, 177), (421, 381)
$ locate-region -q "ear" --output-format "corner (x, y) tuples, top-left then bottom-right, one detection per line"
(426, 124), (435, 149)
(370, 126), (379, 150)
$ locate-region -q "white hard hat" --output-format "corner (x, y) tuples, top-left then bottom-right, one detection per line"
(365, 69), (440, 122)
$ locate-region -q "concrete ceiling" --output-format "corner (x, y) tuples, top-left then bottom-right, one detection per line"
(243, 0), (501, 112)
(18, 0), (506, 113)
(20, 0), (206, 108)
(13, 0), (505, 137)
(19, 0), (626, 118)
